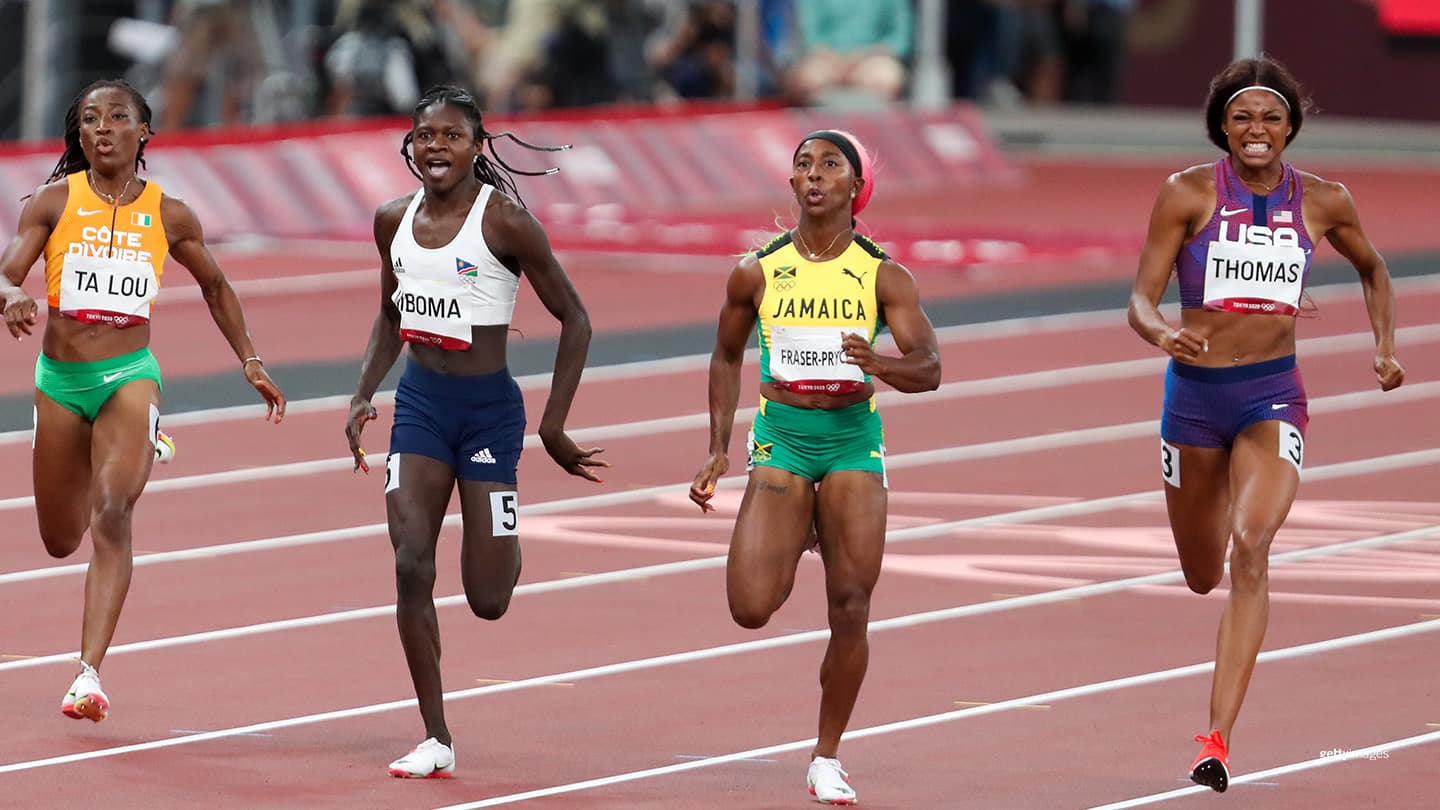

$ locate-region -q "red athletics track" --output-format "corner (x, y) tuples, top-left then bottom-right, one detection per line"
(0, 268), (1437, 809)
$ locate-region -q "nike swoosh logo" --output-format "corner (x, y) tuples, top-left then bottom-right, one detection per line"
(1220, 206), (1249, 216)
(77, 208), (105, 216)
(1271, 403), (1288, 410)
(102, 372), (123, 383)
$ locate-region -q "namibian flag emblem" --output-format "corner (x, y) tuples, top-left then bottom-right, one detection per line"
(456, 258), (479, 278)
(131, 212), (151, 227)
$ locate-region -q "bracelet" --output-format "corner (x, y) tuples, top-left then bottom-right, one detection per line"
(242, 356), (263, 367)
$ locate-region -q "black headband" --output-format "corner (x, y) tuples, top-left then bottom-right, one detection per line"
(794, 130), (862, 179)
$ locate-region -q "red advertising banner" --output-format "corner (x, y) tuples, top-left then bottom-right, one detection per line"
(0, 104), (1132, 267)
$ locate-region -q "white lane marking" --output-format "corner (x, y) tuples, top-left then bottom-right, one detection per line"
(2, 359), (1434, 517)
(428, 618), (1440, 808)
(1, 377), (1434, 585)
(1, 559), (1435, 776)
(1, 453), (1435, 689)
(3, 284), (1436, 444)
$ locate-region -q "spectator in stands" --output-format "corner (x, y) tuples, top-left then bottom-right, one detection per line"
(759, 0), (799, 95)
(434, 0), (510, 90)
(649, 1), (738, 100)
(521, 0), (662, 110)
(785, 0), (913, 106)
(323, 0), (461, 116)
(469, 0), (565, 111)
(1061, 0), (1134, 103)
(996, 0), (1066, 105)
(159, 0), (264, 130)
(944, 0), (1005, 101)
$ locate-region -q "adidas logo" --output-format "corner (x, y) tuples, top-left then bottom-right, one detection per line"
(470, 448), (497, 464)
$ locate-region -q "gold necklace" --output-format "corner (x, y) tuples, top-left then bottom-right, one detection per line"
(1241, 172), (1280, 194)
(793, 227), (850, 260)
(90, 169), (136, 206)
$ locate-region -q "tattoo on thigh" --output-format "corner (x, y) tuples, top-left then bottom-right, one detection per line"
(755, 481), (788, 495)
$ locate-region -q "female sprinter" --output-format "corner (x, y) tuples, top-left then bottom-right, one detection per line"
(690, 129), (941, 804)
(0, 79), (286, 723)
(345, 84), (606, 779)
(1127, 56), (1404, 792)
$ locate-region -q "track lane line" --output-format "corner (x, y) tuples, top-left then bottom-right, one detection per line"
(1, 384), (1434, 584)
(0, 373), (1429, 512)
(0, 517), (1435, 772)
(426, 618), (1440, 808)
(3, 283), (1434, 444)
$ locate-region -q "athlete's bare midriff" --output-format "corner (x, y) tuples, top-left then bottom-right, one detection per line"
(760, 381), (875, 410)
(41, 308), (151, 363)
(408, 323), (510, 375)
(1177, 308), (1297, 367)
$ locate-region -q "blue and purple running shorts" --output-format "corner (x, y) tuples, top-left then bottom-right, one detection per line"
(1161, 355), (1308, 448)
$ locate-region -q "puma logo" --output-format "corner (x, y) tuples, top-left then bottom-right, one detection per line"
(840, 268), (867, 289)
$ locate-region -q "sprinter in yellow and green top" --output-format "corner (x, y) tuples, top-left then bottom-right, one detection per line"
(690, 129), (941, 806)
(754, 229), (886, 398)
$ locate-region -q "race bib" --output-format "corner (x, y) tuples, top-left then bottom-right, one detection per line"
(1202, 240), (1305, 315)
(768, 325), (867, 394)
(393, 276), (472, 350)
(1279, 421), (1304, 474)
(58, 253), (157, 328)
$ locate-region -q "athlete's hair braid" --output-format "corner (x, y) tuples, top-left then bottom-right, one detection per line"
(400, 85), (569, 208)
(46, 79), (153, 183)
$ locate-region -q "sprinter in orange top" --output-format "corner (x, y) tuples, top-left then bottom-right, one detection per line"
(0, 79), (286, 723)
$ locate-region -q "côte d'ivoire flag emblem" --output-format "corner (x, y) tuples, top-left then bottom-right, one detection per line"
(131, 212), (151, 227)
(456, 257), (479, 278)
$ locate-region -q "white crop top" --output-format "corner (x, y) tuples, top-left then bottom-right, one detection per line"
(389, 185), (519, 350)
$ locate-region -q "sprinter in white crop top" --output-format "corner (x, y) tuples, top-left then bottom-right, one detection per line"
(343, 85), (607, 780)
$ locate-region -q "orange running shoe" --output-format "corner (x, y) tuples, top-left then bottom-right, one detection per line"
(154, 429), (176, 464)
(1190, 729), (1229, 792)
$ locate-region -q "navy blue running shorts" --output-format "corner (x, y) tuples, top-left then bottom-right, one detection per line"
(388, 362), (525, 483)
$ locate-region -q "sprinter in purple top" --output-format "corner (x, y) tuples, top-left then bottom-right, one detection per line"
(1127, 56), (1404, 793)
(1175, 158), (1312, 315)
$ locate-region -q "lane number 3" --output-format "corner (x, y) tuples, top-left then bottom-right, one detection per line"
(1161, 439), (1181, 488)
(1280, 422), (1304, 473)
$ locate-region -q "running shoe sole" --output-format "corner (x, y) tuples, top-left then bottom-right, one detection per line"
(809, 787), (857, 805)
(63, 694), (109, 723)
(388, 766), (454, 779)
(1190, 756), (1229, 792)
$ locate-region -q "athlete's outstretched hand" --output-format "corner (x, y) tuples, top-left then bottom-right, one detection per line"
(346, 396), (378, 473)
(1375, 353), (1405, 391)
(689, 453), (729, 512)
(244, 361), (287, 423)
(542, 430), (608, 482)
